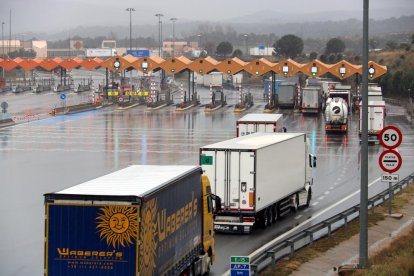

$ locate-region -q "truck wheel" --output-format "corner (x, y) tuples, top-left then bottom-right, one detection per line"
(304, 189), (312, 207)
(261, 209), (269, 228)
(291, 194), (299, 213)
(274, 204), (280, 222)
(267, 207), (273, 225)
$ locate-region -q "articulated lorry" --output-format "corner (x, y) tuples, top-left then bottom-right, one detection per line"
(236, 113), (285, 137)
(324, 88), (351, 133)
(359, 100), (386, 143)
(44, 165), (215, 276)
(301, 87), (323, 114)
(200, 133), (316, 234)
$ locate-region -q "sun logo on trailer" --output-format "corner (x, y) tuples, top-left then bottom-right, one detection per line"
(139, 198), (158, 276)
(96, 205), (138, 248)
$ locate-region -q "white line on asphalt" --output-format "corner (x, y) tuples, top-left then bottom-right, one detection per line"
(318, 196), (325, 200)
(324, 191), (330, 195)
(222, 177), (382, 275)
(294, 215), (302, 220)
(329, 187), (334, 190)
(312, 201), (319, 206)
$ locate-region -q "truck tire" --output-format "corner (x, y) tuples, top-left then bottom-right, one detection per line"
(261, 209), (269, 228)
(267, 207), (273, 226)
(291, 193), (299, 213)
(304, 188), (312, 208)
(272, 204), (279, 223)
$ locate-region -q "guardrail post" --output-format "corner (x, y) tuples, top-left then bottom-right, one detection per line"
(251, 264), (258, 275)
(306, 230), (314, 245)
(287, 240), (294, 258)
(341, 214), (348, 227)
(324, 222), (332, 236)
(267, 251), (276, 265)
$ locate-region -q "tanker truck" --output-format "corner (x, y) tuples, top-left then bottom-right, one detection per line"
(44, 165), (215, 276)
(325, 97), (349, 133)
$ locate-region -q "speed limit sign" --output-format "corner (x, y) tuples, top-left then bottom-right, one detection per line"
(380, 126), (402, 149)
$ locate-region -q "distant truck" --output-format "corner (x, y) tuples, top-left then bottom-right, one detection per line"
(44, 165), (215, 276)
(301, 86), (323, 113)
(359, 100), (386, 143)
(277, 82), (298, 108)
(325, 97), (349, 133)
(200, 133), (316, 234)
(324, 88), (351, 133)
(236, 113), (286, 137)
(196, 72), (223, 87)
(264, 80), (299, 108)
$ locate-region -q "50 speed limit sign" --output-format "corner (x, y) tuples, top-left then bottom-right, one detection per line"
(380, 126), (402, 149)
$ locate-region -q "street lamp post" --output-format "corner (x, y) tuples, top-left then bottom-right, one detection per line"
(244, 34), (248, 58)
(155, 13), (163, 58)
(126, 8), (135, 51)
(170, 17), (177, 57)
(1, 22), (4, 58)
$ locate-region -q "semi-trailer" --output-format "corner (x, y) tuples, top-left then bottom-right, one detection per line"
(324, 87), (351, 133)
(236, 113), (285, 137)
(359, 100), (386, 143)
(200, 133), (316, 234)
(44, 165), (215, 276)
(301, 86), (323, 114)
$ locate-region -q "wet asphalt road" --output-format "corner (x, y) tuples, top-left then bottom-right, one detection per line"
(0, 88), (413, 276)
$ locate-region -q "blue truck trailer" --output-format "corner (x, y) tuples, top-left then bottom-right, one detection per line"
(44, 165), (215, 276)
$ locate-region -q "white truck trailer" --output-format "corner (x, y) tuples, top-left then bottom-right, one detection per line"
(236, 113), (285, 137)
(200, 133), (316, 234)
(359, 100), (386, 143)
(301, 86), (323, 114)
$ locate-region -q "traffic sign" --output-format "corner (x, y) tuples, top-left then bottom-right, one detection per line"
(379, 150), (402, 173)
(60, 93), (66, 100)
(380, 126), (402, 149)
(230, 256), (250, 276)
(381, 174), (399, 183)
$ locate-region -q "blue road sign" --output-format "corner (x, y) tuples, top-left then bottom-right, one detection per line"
(60, 93), (66, 100)
(126, 49), (150, 58)
(230, 256), (250, 276)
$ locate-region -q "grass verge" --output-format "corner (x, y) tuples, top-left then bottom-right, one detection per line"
(260, 183), (414, 276)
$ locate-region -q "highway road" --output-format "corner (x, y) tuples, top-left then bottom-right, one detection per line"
(0, 89), (413, 276)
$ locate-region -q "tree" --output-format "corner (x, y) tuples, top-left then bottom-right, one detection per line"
(8, 48), (36, 58)
(216, 41), (233, 58)
(199, 50), (208, 58)
(273, 34), (303, 58)
(385, 41), (398, 50)
(319, 54), (328, 63)
(232, 49), (243, 58)
(309, 52), (318, 60)
(325, 38), (345, 54)
(369, 39), (379, 51)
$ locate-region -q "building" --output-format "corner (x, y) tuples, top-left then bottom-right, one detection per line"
(0, 40), (22, 56)
(162, 40), (198, 57)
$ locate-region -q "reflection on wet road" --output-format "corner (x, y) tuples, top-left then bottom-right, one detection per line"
(0, 94), (413, 275)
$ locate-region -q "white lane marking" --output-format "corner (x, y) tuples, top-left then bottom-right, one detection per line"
(329, 187), (334, 190)
(294, 215), (302, 220)
(318, 196), (325, 200)
(324, 191), (330, 195)
(312, 201), (319, 206)
(221, 177), (382, 275)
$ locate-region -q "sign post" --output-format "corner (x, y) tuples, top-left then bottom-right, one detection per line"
(379, 126), (403, 215)
(230, 256), (250, 276)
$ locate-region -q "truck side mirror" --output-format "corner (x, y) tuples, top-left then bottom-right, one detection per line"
(309, 154), (317, 168)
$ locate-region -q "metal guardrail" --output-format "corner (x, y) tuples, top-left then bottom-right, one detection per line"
(249, 172), (414, 274)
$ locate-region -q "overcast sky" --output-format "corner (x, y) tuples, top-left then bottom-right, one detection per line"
(0, 0), (413, 35)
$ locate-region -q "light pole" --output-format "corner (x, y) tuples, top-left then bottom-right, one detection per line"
(244, 34), (248, 58)
(126, 8), (135, 51)
(1, 22), (4, 58)
(170, 17), (177, 57)
(155, 13), (163, 58)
